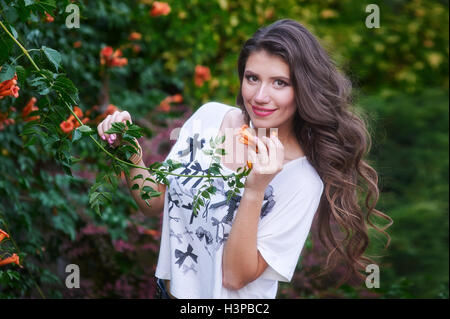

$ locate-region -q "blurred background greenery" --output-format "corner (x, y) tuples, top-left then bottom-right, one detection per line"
(0, 0), (448, 298)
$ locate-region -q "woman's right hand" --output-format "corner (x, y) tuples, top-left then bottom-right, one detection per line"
(96, 110), (133, 148)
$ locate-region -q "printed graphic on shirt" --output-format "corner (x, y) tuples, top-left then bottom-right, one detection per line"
(167, 130), (277, 273)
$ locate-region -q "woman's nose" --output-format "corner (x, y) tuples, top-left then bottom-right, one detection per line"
(254, 84), (270, 103)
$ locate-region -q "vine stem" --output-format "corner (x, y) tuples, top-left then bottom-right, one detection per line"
(1, 19), (240, 180)
(0, 20), (40, 71)
(0, 20), (138, 169)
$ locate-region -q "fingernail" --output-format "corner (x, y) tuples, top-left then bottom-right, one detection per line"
(108, 137), (112, 144)
(111, 134), (116, 140)
(101, 135), (106, 140)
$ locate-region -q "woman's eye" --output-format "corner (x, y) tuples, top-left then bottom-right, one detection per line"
(274, 79), (288, 87)
(245, 75), (288, 87)
(245, 75), (257, 82)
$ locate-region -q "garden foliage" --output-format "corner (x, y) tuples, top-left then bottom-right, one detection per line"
(0, 0), (448, 298)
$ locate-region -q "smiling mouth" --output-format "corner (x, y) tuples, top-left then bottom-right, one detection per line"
(251, 105), (277, 116)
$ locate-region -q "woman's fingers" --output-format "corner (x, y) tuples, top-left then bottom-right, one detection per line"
(98, 114), (111, 140)
(101, 114), (113, 142)
(118, 111), (132, 125)
(250, 134), (284, 174)
(254, 135), (269, 166)
(265, 136), (278, 167)
(96, 111), (134, 147)
(270, 134), (284, 171)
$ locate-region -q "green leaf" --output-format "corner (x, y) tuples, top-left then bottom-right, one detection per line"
(4, 7), (18, 24)
(215, 148), (226, 156)
(31, 0), (56, 14)
(24, 136), (37, 147)
(0, 32), (14, 65)
(201, 191), (210, 199)
(15, 65), (26, 85)
(132, 174), (143, 181)
(150, 192), (162, 198)
(0, 64), (15, 82)
(29, 74), (51, 95)
(215, 134), (225, 145)
(209, 137), (216, 148)
(89, 192), (101, 205)
(53, 75), (79, 105)
(72, 128), (82, 142)
(208, 165), (221, 175)
(142, 186), (154, 193)
(42, 46), (61, 72)
(78, 125), (93, 134)
(202, 149), (213, 156)
(212, 156), (220, 163)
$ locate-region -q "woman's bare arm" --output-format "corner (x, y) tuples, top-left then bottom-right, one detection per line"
(125, 157), (166, 217)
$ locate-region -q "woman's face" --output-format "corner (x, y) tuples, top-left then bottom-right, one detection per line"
(241, 50), (297, 135)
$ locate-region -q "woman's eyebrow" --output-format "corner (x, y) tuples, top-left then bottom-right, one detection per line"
(244, 70), (290, 81)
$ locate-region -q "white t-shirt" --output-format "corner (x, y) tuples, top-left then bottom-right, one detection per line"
(155, 102), (324, 299)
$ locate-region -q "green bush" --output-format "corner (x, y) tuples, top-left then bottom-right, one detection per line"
(0, 0), (448, 298)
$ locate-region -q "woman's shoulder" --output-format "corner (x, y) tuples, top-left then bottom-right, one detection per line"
(177, 102), (240, 138)
(281, 158), (324, 196)
(194, 101), (236, 117)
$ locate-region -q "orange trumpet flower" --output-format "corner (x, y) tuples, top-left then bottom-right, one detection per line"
(236, 124), (259, 169)
(0, 253), (23, 268)
(150, 2), (171, 17)
(0, 229), (10, 243)
(0, 74), (20, 99)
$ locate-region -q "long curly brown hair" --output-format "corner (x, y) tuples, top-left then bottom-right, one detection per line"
(236, 19), (393, 286)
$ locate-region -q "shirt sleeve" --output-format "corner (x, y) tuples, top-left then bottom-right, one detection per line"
(256, 175), (324, 282)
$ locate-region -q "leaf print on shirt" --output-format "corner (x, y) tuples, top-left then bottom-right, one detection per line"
(177, 133), (206, 162)
(177, 161), (210, 188)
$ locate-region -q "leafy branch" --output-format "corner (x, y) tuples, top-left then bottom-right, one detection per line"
(0, 18), (252, 217)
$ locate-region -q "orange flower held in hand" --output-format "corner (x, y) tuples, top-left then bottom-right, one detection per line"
(237, 124), (257, 146)
(236, 124), (258, 169)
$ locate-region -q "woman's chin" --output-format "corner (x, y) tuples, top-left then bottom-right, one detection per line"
(250, 119), (273, 130)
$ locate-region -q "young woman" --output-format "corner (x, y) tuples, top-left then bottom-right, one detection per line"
(97, 19), (392, 299)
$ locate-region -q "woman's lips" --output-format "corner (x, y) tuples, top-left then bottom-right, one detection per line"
(252, 105), (277, 117)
